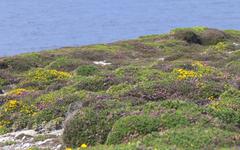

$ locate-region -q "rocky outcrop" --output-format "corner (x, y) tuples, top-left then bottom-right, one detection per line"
(0, 129), (63, 150)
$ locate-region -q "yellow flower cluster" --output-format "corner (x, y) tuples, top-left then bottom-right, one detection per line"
(48, 69), (72, 80)
(4, 100), (19, 112)
(65, 144), (88, 150)
(28, 68), (72, 83)
(174, 62), (213, 80)
(20, 104), (35, 115)
(8, 88), (29, 96)
(174, 68), (201, 80)
(0, 120), (12, 126)
(192, 61), (204, 68)
(208, 96), (215, 101)
(209, 101), (220, 111)
(192, 61), (212, 74)
(0, 125), (7, 134)
(210, 99), (239, 111)
(213, 42), (228, 51)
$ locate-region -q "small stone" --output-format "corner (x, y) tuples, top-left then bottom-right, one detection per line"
(93, 60), (111, 66)
(56, 144), (62, 150)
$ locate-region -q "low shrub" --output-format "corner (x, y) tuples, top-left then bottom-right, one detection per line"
(141, 126), (239, 150)
(46, 57), (80, 71)
(75, 65), (98, 76)
(106, 113), (189, 145)
(24, 68), (71, 88)
(106, 83), (133, 97)
(225, 61), (240, 75)
(208, 88), (240, 124)
(106, 115), (160, 145)
(76, 76), (117, 92)
(63, 108), (122, 147)
(0, 125), (8, 135)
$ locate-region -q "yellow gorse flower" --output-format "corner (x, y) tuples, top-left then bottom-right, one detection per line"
(173, 61), (213, 80)
(0, 120), (12, 126)
(65, 148), (72, 150)
(28, 68), (72, 83)
(174, 68), (199, 80)
(4, 100), (19, 112)
(208, 96), (215, 101)
(81, 144), (88, 148)
(8, 88), (30, 96)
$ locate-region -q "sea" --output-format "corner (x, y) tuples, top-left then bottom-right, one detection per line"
(0, 0), (240, 56)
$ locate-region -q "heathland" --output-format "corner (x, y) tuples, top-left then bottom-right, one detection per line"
(0, 27), (239, 149)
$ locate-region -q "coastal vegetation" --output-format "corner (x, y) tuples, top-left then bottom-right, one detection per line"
(0, 27), (239, 149)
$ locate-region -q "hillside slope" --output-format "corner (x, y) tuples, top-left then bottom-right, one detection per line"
(0, 27), (239, 149)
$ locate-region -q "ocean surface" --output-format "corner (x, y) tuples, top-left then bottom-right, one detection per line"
(0, 0), (240, 56)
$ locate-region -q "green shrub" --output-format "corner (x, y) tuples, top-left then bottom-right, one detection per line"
(12, 114), (33, 131)
(22, 68), (71, 89)
(106, 115), (160, 145)
(76, 76), (115, 92)
(3, 53), (51, 72)
(225, 61), (240, 75)
(224, 29), (240, 37)
(0, 126), (8, 135)
(46, 57), (80, 71)
(0, 77), (7, 89)
(171, 26), (207, 34)
(141, 126), (239, 150)
(160, 113), (190, 128)
(106, 83), (133, 97)
(106, 113), (190, 145)
(75, 65), (98, 76)
(33, 109), (56, 125)
(212, 42), (232, 51)
(209, 88), (240, 124)
(63, 108), (121, 147)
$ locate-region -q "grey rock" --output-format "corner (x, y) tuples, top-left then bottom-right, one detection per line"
(67, 101), (83, 115)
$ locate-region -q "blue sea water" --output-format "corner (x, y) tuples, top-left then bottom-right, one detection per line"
(0, 0), (240, 56)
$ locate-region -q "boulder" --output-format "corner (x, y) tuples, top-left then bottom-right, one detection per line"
(200, 29), (227, 45)
(173, 30), (202, 44)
